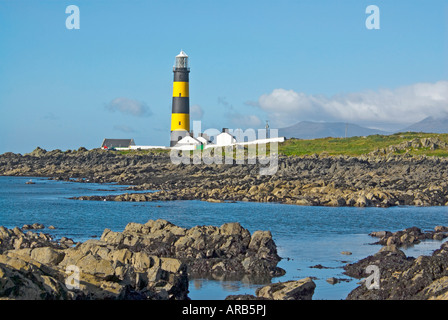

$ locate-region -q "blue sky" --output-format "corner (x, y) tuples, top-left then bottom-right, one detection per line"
(0, 0), (447, 153)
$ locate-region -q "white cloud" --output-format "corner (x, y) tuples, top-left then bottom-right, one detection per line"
(255, 81), (448, 128)
(105, 97), (152, 117)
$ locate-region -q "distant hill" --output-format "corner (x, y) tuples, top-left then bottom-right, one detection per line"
(400, 116), (448, 134)
(278, 121), (390, 139)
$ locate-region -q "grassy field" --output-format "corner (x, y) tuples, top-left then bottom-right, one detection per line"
(278, 132), (448, 157)
(115, 148), (171, 155)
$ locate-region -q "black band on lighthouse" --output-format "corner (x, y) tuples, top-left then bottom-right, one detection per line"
(172, 97), (190, 114)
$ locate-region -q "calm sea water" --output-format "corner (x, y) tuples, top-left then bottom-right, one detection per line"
(0, 176), (447, 300)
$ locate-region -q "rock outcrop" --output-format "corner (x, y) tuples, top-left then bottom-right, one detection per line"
(99, 219), (285, 279)
(344, 240), (448, 300)
(0, 220), (284, 300)
(345, 225), (448, 300)
(226, 277), (316, 300)
(2, 148), (448, 208)
(0, 224), (188, 300)
(369, 226), (448, 247)
(0, 226), (63, 252)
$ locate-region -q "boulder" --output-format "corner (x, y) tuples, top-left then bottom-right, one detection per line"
(369, 231), (392, 238)
(355, 195), (368, 207)
(30, 247), (65, 265)
(0, 253), (73, 300)
(435, 226), (448, 232)
(220, 222), (246, 236)
(255, 278), (316, 300)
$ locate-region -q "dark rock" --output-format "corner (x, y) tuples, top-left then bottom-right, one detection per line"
(326, 277), (339, 285)
(344, 242), (448, 300)
(100, 220), (285, 279)
(22, 223), (44, 230)
(225, 278), (317, 301)
(255, 278), (316, 300)
(310, 264), (332, 269)
(370, 226), (448, 248)
(225, 294), (269, 300)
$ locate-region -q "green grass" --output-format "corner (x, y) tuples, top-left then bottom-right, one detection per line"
(278, 132), (448, 157)
(113, 148), (171, 155)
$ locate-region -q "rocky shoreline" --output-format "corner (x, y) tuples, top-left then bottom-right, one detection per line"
(344, 226), (448, 300)
(1, 220), (447, 300)
(0, 220), (287, 300)
(2, 147), (448, 207)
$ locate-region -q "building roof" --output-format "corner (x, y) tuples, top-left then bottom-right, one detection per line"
(101, 139), (135, 148)
(175, 136), (201, 146)
(217, 132), (234, 137)
(196, 136), (209, 144)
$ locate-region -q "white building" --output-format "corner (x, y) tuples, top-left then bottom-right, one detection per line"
(171, 136), (202, 150)
(215, 131), (237, 146)
(169, 127), (285, 151)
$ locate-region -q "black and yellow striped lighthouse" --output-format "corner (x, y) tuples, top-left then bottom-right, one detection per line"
(170, 50), (190, 147)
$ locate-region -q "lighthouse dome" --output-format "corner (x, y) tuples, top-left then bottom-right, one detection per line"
(175, 50), (189, 69)
(176, 50), (188, 58)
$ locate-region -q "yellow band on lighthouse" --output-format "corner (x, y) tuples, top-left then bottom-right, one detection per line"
(172, 81), (189, 98)
(171, 113), (190, 132)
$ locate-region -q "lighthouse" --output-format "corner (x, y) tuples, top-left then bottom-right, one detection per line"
(170, 50), (190, 147)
